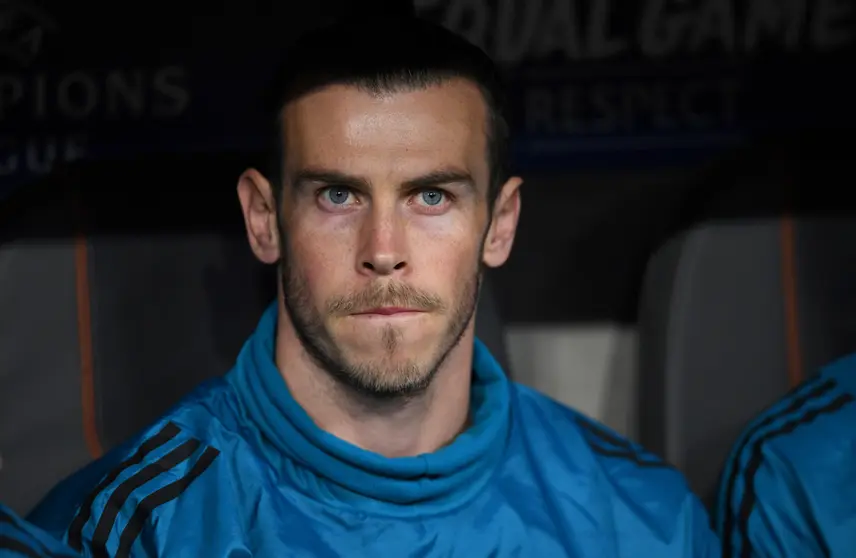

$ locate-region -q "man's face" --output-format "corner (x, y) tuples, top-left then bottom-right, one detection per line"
(241, 79), (521, 399)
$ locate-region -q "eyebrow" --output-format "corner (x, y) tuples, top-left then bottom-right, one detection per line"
(290, 167), (476, 193)
(403, 169), (476, 192)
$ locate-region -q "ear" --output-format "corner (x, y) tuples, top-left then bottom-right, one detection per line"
(482, 176), (522, 268)
(237, 168), (281, 264)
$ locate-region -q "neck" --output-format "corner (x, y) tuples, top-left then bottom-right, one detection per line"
(274, 303), (474, 458)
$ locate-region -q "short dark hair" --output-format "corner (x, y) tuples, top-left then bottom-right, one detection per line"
(265, 13), (509, 209)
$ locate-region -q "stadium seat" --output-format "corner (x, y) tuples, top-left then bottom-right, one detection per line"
(636, 141), (856, 508)
(0, 156), (511, 516)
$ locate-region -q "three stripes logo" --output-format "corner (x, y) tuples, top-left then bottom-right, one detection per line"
(720, 376), (854, 558)
(67, 422), (220, 558)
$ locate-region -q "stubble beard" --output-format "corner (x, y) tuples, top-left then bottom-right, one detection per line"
(279, 242), (482, 402)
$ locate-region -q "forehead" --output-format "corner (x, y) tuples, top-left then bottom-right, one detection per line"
(280, 79), (490, 181)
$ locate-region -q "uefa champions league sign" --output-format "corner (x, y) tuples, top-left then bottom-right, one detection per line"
(0, 0), (191, 183)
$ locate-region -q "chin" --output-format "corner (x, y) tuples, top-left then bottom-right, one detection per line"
(344, 355), (437, 398)
(346, 338), (437, 362)
(324, 330), (458, 398)
(336, 319), (439, 351)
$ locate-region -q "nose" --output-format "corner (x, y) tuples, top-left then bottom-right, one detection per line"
(357, 204), (408, 277)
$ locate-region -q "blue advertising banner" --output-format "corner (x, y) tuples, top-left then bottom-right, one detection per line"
(1, 0), (853, 199)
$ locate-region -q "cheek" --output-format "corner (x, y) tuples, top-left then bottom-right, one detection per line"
(409, 219), (482, 288)
(288, 228), (352, 297)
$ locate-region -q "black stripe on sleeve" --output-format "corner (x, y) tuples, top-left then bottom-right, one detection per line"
(89, 439), (202, 558)
(1, 511), (71, 558)
(720, 378), (834, 557)
(586, 444), (673, 469)
(0, 535), (76, 558)
(68, 422), (181, 551)
(576, 417), (670, 469)
(113, 447), (220, 558)
(0, 510), (17, 526)
(735, 393), (854, 558)
(0, 535), (41, 558)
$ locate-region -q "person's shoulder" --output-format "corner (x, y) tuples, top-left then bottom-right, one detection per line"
(715, 355), (856, 551)
(511, 382), (668, 469)
(27, 378), (238, 540)
(510, 383), (698, 505)
(1, 502), (79, 557)
(722, 355), (856, 470)
(820, 352), (856, 399)
(509, 384), (718, 555)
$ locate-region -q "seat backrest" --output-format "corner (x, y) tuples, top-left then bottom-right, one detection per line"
(0, 157), (511, 515)
(638, 220), (791, 507)
(637, 142), (856, 507)
(0, 181), (90, 518)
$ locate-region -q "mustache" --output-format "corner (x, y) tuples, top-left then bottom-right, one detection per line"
(327, 282), (445, 315)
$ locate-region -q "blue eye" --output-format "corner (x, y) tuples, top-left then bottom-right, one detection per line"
(420, 190), (444, 206)
(325, 187), (351, 205)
